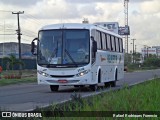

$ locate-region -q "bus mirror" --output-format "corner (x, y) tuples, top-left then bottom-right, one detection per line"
(91, 37), (97, 53)
(31, 38), (38, 55)
(93, 41), (97, 53)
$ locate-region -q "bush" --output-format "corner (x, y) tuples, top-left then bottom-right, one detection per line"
(143, 58), (160, 67)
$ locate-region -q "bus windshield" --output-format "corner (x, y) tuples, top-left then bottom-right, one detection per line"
(38, 29), (90, 67)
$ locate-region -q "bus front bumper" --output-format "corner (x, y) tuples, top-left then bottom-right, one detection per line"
(37, 72), (95, 85)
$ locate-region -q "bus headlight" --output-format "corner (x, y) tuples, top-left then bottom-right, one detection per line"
(38, 70), (50, 77)
(76, 70), (90, 77)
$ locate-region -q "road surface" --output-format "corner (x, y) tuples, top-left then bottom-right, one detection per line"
(0, 69), (160, 111)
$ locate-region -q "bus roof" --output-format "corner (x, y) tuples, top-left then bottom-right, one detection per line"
(41, 23), (93, 30)
(40, 23), (122, 38)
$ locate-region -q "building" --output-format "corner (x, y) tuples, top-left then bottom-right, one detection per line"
(0, 42), (35, 59)
(141, 46), (160, 62)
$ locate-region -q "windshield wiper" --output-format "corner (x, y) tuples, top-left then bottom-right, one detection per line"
(64, 49), (78, 67)
(48, 48), (58, 64)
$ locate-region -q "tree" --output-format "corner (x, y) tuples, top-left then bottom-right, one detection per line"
(143, 57), (160, 67)
(3, 54), (24, 70)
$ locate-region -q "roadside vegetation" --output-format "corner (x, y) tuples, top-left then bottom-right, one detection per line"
(124, 53), (160, 72)
(0, 78), (159, 120)
(0, 70), (37, 86)
(0, 54), (37, 86)
(33, 78), (160, 120)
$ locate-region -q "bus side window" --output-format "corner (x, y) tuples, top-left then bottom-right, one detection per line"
(101, 32), (106, 50)
(111, 36), (115, 51)
(105, 34), (108, 50)
(115, 37), (119, 52)
(107, 34), (111, 51)
(121, 39), (123, 52)
(119, 38), (123, 52)
(114, 36), (116, 52)
(96, 31), (102, 49)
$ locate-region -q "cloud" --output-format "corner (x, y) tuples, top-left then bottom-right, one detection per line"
(130, 0), (154, 3)
(65, 0), (120, 4)
(0, 0), (159, 52)
(28, 0), (105, 20)
(0, 0), (40, 7)
(28, 0), (79, 19)
(139, 0), (160, 14)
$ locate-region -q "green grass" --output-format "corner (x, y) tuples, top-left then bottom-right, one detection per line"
(36, 78), (160, 120)
(0, 77), (37, 86)
(0, 70), (37, 86)
(1, 79), (159, 120)
(126, 64), (160, 72)
(1, 69), (37, 77)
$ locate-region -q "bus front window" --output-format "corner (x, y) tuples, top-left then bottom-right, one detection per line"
(38, 29), (90, 67)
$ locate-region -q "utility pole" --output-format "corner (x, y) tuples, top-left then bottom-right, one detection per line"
(135, 45), (137, 63)
(124, 0), (129, 63)
(12, 11), (24, 75)
(131, 39), (136, 63)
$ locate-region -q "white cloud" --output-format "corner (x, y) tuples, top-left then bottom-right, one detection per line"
(0, 0), (40, 7)
(140, 0), (160, 14)
(0, 0), (159, 52)
(28, 0), (79, 19)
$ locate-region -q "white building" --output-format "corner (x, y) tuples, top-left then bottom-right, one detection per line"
(141, 46), (160, 62)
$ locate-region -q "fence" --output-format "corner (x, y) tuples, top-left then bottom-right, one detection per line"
(0, 58), (36, 70)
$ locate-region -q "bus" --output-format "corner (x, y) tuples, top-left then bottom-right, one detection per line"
(31, 23), (124, 91)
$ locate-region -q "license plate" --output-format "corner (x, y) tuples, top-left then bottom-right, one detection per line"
(58, 80), (68, 83)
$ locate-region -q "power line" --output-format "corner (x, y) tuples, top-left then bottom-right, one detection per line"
(0, 34), (16, 35)
(22, 33), (36, 38)
(0, 10), (13, 12)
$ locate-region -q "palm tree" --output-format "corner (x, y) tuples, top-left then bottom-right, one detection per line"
(3, 54), (24, 71)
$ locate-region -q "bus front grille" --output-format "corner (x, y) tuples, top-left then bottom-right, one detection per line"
(50, 75), (75, 78)
(47, 80), (80, 83)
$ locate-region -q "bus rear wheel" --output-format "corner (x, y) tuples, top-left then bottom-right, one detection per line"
(50, 85), (59, 92)
(110, 81), (116, 87)
(106, 70), (117, 87)
(74, 85), (85, 88)
(104, 81), (116, 87)
(89, 84), (98, 91)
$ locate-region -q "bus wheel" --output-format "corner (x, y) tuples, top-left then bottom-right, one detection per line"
(104, 82), (110, 87)
(74, 85), (85, 88)
(110, 70), (117, 87)
(50, 85), (59, 92)
(89, 84), (98, 91)
(104, 81), (116, 87)
(110, 81), (116, 87)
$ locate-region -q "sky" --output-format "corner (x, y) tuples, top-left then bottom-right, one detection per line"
(0, 0), (160, 52)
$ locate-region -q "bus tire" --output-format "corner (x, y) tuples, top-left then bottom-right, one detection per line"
(111, 70), (117, 87)
(110, 80), (116, 87)
(74, 85), (79, 87)
(89, 84), (98, 91)
(98, 70), (101, 83)
(104, 82), (110, 87)
(74, 85), (85, 88)
(50, 85), (59, 91)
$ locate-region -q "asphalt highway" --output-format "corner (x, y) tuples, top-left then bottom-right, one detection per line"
(0, 69), (160, 111)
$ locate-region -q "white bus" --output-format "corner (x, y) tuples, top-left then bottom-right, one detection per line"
(31, 23), (124, 91)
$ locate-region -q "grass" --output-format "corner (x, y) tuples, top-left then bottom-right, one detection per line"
(35, 78), (160, 120)
(0, 77), (37, 86)
(1, 79), (159, 120)
(126, 64), (160, 72)
(0, 70), (37, 86)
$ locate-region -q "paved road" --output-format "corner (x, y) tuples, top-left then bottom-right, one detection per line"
(0, 69), (160, 111)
